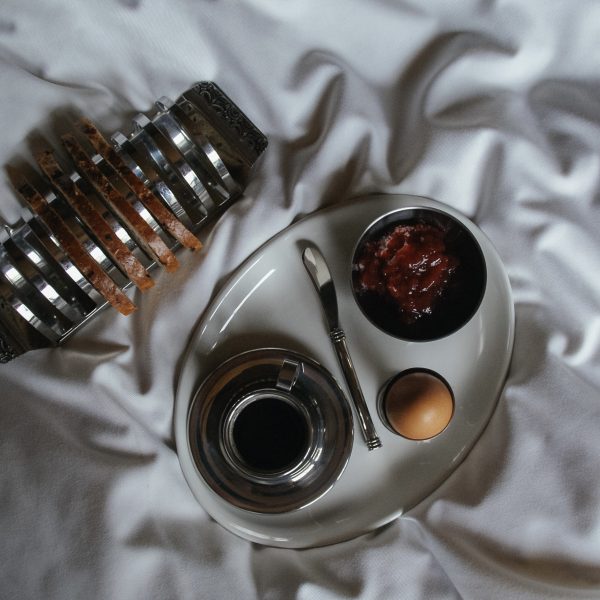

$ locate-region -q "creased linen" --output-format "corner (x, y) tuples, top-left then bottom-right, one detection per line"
(2, 1), (600, 598)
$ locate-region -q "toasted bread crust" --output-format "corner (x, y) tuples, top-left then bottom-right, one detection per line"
(36, 150), (154, 292)
(62, 134), (179, 273)
(7, 167), (136, 316)
(79, 119), (202, 251)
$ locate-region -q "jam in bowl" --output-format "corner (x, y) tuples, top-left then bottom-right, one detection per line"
(351, 207), (487, 341)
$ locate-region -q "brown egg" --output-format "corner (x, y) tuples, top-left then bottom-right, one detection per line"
(382, 371), (454, 440)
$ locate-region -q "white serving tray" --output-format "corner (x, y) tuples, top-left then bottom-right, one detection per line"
(175, 194), (515, 548)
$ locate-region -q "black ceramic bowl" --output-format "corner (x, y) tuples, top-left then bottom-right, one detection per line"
(351, 207), (487, 341)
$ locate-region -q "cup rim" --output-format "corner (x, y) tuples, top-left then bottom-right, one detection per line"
(220, 388), (315, 483)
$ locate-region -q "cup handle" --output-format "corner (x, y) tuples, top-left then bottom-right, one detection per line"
(276, 358), (301, 392)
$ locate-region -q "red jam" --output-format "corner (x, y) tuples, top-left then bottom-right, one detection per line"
(354, 223), (459, 324)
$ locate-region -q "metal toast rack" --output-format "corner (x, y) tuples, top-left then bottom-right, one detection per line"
(0, 82), (267, 363)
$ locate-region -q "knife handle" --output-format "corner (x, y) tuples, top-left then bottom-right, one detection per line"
(330, 328), (382, 450)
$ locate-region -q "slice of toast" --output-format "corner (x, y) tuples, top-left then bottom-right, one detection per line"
(62, 134), (179, 273)
(36, 150), (154, 292)
(7, 167), (136, 316)
(79, 119), (202, 251)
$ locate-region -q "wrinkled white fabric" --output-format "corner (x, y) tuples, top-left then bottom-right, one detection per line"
(2, 1), (600, 598)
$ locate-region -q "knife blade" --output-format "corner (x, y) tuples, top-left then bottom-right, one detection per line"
(302, 245), (382, 450)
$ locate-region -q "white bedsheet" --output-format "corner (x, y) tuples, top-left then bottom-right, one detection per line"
(2, 1), (600, 598)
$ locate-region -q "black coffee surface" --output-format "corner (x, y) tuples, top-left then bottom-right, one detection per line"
(233, 397), (309, 473)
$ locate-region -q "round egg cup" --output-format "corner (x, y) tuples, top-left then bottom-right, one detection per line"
(377, 368), (455, 440)
(175, 194), (514, 548)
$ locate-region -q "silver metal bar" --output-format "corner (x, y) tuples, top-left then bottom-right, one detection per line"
(26, 214), (98, 304)
(0, 276), (60, 344)
(8, 224), (85, 322)
(0, 244), (68, 340)
(92, 153), (166, 239)
(111, 131), (193, 228)
(43, 188), (121, 283)
(128, 124), (208, 224)
(155, 97), (238, 202)
(70, 169), (152, 269)
(132, 113), (216, 217)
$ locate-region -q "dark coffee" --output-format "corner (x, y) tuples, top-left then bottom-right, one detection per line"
(232, 397), (309, 473)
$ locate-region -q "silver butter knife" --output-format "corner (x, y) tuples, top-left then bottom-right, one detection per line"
(302, 245), (382, 450)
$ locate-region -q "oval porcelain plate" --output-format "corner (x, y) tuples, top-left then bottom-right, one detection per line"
(175, 194), (515, 548)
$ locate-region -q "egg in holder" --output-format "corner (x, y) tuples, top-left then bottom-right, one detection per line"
(175, 194), (514, 548)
